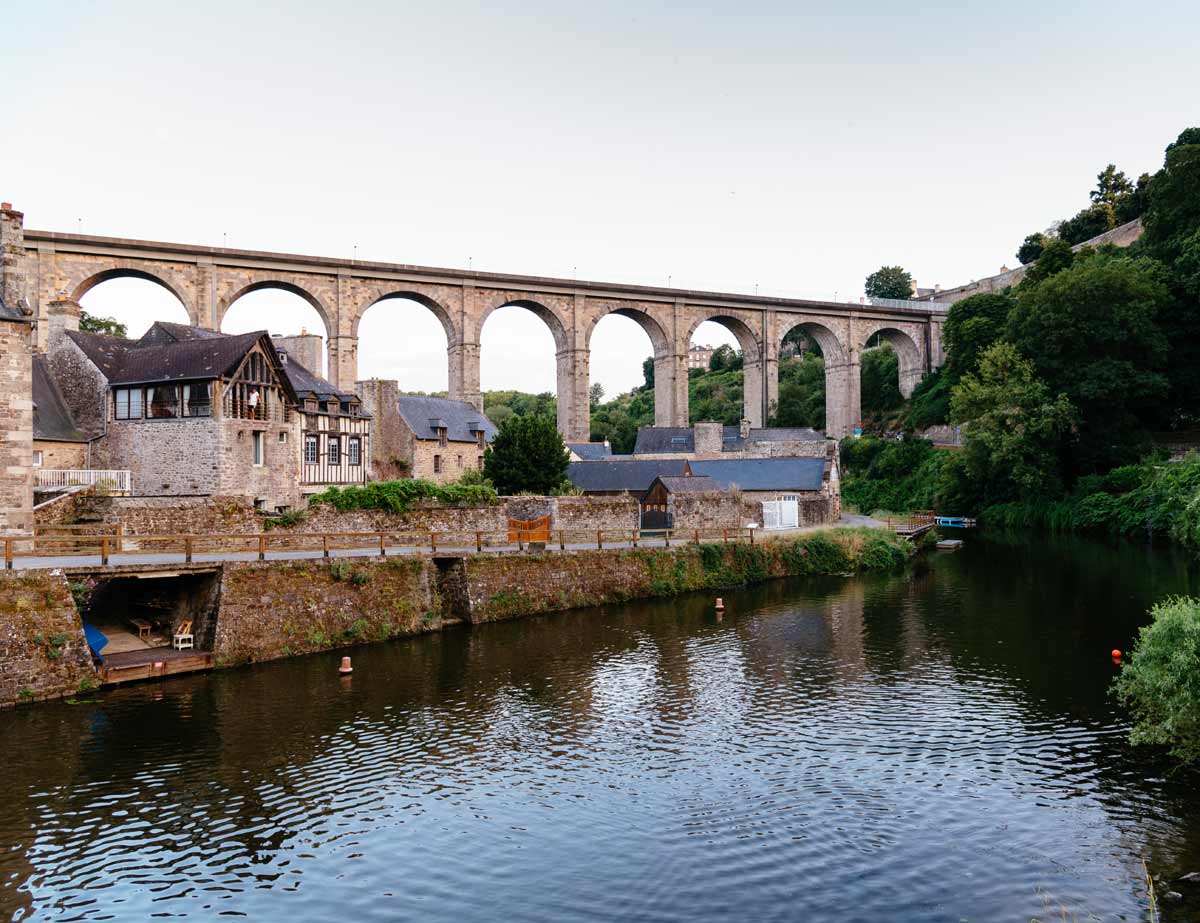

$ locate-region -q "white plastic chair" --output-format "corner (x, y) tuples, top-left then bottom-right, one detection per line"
(173, 620), (194, 651)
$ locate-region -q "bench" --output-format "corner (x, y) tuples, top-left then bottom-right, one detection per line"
(129, 617), (152, 640)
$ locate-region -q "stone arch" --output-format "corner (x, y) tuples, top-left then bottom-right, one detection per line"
(684, 311), (766, 426)
(684, 313), (762, 363)
(584, 302), (675, 428)
(583, 303), (671, 358)
(70, 267), (196, 326)
(476, 295), (571, 354)
(857, 323), (925, 398)
(776, 316), (854, 439)
(351, 289), (459, 348)
(216, 280), (333, 340)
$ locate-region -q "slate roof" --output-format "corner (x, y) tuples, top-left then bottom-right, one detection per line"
(653, 475), (720, 493)
(140, 321), (225, 344)
(32, 355), (87, 442)
(566, 459), (691, 493)
(66, 328), (275, 386)
(568, 442), (612, 460)
(690, 457), (827, 491)
(397, 395), (497, 444)
(280, 357), (362, 407)
(633, 425), (826, 454)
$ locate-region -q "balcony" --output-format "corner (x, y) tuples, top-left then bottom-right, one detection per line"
(34, 469), (133, 495)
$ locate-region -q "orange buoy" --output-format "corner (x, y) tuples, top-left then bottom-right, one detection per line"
(339, 656), (353, 675)
(715, 597), (725, 610)
(1111, 649), (1122, 660)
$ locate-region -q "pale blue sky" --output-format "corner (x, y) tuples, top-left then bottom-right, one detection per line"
(3, 1), (1197, 393)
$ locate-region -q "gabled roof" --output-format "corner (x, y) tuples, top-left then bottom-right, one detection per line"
(397, 395), (497, 443)
(279, 357), (362, 408)
(633, 426), (698, 453)
(690, 457), (827, 491)
(65, 327), (289, 390)
(32, 355), (86, 442)
(140, 321), (225, 344)
(653, 475), (720, 493)
(567, 459), (691, 493)
(567, 442), (612, 460)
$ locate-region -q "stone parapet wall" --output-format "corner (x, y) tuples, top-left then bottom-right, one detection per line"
(669, 491), (754, 530)
(552, 495), (638, 531)
(213, 557), (440, 665)
(0, 570), (97, 706)
(0, 318), (33, 534)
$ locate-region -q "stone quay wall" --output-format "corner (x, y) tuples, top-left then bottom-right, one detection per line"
(0, 570), (97, 706)
(0, 317), (33, 535)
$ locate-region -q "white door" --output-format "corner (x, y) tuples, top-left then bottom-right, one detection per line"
(779, 495), (800, 529)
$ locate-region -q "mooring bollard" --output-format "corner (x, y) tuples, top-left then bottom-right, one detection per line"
(339, 656), (353, 675)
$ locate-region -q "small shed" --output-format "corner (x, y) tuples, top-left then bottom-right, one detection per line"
(642, 474), (720, 530)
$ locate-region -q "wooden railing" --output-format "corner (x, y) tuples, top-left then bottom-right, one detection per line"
(34, 469), (132, 493)
(2, 526), (756, 569)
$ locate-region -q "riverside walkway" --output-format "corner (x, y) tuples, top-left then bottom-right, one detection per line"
(3, 527), (759, 572)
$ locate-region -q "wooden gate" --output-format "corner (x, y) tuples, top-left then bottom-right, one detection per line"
(508, 515), (551, 543)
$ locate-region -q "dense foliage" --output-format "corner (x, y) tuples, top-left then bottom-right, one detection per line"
(79, 310), (127, 338)
(484, 413), (571, 495)
(1113, 596), (1200, 764)
(864, 265), (914, 300)
(309, 477), (498, 512)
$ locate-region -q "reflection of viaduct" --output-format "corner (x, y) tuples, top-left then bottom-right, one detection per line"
(19, 227), (947, 440)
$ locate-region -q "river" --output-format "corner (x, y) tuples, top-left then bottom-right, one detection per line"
(3, 534), (1200, 922)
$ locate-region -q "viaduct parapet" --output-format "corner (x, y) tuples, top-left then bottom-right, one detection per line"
(0, 204), (948, 440)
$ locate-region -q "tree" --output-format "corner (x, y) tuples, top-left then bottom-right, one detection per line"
(1114, 172), (1152, 225)
(1141, 127), (1200, 264)
(589, 382), (604, 407)
(860, 344), (902, 417)
(79, 310), (127, 338)
(708, 344), (739, 372)
(949, 342), (1076, 505)
(641, 357), (655, 391)
(1056, 203), (1114, 245)
(770, 353), (825, 428)
(864, 265), (914, 300)
(1018, 237), (1075, 287)
(1007, 253), (1171, 473)
(941, 291), (1014, 381)
(1016, 233), (1047, 265)
(1113, 595), (1200, 764)
(1090, 164), (1133, 207)
(483, 414), (570, 495)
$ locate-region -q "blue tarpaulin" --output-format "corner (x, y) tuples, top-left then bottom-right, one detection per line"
(83, 623), (108, 657)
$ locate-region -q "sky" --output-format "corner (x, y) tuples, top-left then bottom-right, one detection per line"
(3, 0), (1198, 395)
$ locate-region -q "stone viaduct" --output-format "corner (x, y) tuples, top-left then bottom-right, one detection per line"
(1, 204), (947, 441)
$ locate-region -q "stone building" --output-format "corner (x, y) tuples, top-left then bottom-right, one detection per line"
(566, 459), (692, 500)
(47, 315), (303, 511)
(687, 343), (714, 370)
(395, 394), (497, 484)
(691, 456), (840, 525)
(0, 294), (33, 534)
(32, 354), (89, 470)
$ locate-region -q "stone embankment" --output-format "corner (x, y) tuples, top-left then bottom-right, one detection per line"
(0, 527), (912, 707)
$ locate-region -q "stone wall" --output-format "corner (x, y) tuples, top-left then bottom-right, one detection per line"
(78, 495), (263, 535)
(669, 491), (754, 530)
(552, 495), (639, 532)
(0, 570), (98, 707)
(213, 557), (440, 664)
(95, 417), (222, 496)
(214, 417), (302, 511)
(33, 440), (88, 470)
(410, 435), (485, 484)
(355, 379), (408, 479)
(0, 317), (33, 534)
(45, 336), (107, 439)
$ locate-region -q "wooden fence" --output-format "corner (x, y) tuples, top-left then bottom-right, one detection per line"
(3, 526), (756, 569)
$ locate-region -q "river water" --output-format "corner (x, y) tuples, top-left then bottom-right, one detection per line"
(4, 534), (1200, 922)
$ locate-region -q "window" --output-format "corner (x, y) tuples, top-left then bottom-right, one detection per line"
(149, 384), (180, 418)
(328, 438), (340, 465)
(438, 427), (447, 447)
(433, 454), (442, 474)
(279, 432), (288, 444)
(252, 431), (264, 467)
(304, 435), (319, 464)
(114, 387), (144, 420)
(477, 431), (485, 449)
(456, 454), (463, 468)
(477, 455), (484, 470)
(182, 382), (211, 417)
(32, 450), (43, 467)
(348, 437), (361, 466)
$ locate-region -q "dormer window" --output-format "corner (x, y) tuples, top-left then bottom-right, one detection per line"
(438, 427), (448, 447)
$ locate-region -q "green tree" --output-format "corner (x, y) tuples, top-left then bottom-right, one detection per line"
(641, 357), (655, 391)
(1016, 233), (1047, 265)
(1113, 595), (1200, 764)
(1141, 127), (1200, 265)
(771, 353), (825, 428)
(1018, 237), (1076, 287)
(589, 382), (604, 407)
(78, 310), (127, 338)
(1007, 254), (1171, 473)
(1056, 203), (1114, 245)
(941, 291), (1014, 381)
(1114, 172), (1152, 225)
(864, 265), (914, 300)
(860, 344), (902, 417)
(950, 342), (1076, 505)
(1090, 164), (1133, 208)
(483, 414), (570, 495)
(708, 344), (741, 372)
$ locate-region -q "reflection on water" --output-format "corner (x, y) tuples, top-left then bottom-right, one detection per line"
(3, 534), (1200, 922)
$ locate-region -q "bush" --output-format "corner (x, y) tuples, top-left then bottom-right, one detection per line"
(1113, 596), (1200, 763)
(309, 478), (498, 513)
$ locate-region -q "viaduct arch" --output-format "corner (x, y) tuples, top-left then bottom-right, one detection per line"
(6, 215), (948, 441)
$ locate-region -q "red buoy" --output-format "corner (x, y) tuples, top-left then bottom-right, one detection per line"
(1111, 649), (1122, 660)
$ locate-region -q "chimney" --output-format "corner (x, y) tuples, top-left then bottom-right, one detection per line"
(694, 421), (722, 456)
(45, 297), (81, 351)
